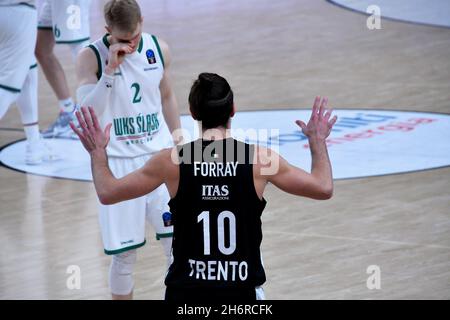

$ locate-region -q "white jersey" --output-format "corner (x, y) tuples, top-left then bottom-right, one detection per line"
(88, 33), (173, 158)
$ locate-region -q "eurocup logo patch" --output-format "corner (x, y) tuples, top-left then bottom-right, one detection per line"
(146, 49), (156, 64)
(162, 212), (172, 227)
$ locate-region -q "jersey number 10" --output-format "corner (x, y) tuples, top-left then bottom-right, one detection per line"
(197, 211), (236, 256)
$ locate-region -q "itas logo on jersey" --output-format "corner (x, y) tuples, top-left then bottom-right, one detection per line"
(202, 185), (229, 200)
(146, 49), (157, 64)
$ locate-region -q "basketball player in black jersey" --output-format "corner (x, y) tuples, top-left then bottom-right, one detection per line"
(71, 73), (338, 301)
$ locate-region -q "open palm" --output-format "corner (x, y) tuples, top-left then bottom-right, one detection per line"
(296, 96), (337, 141)
(70, 107), (112, 154)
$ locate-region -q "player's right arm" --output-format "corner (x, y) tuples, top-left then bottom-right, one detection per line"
(70, 106), (168, 205)
(255, 97), (337, 200)
(76, 43), (133, 116)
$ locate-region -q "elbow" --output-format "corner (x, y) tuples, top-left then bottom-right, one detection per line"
(322, 188), (333, 200)
(98, 192), (116, 205)
(314, 185), (333, 200)
(320, 186), (334, 200)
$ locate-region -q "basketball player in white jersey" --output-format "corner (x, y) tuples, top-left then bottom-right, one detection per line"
(75, 0), (182, 300)
(36, 0), (92, 138)
(0, 0), (53, 164)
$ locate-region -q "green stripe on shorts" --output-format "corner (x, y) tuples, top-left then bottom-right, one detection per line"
(0, 84), (21, 93)
(55, 37), (90, 44)
(156, 232), (173, 240)
(103, 240), (146, 255)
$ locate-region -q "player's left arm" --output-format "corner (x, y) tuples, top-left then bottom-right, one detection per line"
(70, 107), (166, 205)
(158, 38), (183, 145)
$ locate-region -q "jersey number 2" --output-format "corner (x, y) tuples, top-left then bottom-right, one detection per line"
(131, 83), (142, 103)
(197, 211), (236, 256)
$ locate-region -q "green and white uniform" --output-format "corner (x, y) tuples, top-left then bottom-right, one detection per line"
(37, 0), (90, 44)
(0, 1), (37, 104)
(88, 33), (174, 254)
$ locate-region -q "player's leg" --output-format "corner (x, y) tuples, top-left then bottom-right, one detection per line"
(109, 249), (137, 300)
(0, 91), (19, 120)
(99, 157), (148, 300)
(0, 5), (37, 122)
(16, 66), (55, 164)
(36, 0), (77, 138)
(17, 66), (39, 142)
(35, 29), (77, 137)
(35, 29), (74, 111)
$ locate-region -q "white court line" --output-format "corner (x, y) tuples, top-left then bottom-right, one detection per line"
(265, 230), (450, 250)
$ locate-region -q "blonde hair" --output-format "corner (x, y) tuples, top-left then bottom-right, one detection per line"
(104, 0), (142, 32)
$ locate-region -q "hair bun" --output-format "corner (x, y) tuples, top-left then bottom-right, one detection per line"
(198, 73), (214, 90)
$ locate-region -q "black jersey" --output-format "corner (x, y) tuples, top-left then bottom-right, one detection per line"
(165, 138), (267, 290)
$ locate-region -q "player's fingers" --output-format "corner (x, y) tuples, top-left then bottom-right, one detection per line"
(81, 107), (94, 133)
(324, 108), (333, 122)
(88, 107), (101, 131)
(75, 110), (88, 133)
(70, 121), (92, 149)
(69, 121), (83, 138)
(329, 115), (338, 127)
(319, 97), (328, 118)
(295, 120), (306, 130)
(311, 96), (320, 120)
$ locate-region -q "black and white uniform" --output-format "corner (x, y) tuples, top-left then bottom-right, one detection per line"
(165, 138), (267, 301)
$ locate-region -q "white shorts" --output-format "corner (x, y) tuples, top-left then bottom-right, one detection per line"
(99, 154), (174, 255)
(0, 4), (37, 93)
(37, 0), (91, 44)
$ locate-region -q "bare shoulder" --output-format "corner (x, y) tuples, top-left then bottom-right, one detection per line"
(155, 36), (169, 51)
(76, 46), (99, 84)
(153, 36), (171, 66)
(77, 46), (97, 64)
(76, 47), (98, 73)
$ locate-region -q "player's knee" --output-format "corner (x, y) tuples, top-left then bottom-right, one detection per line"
(109, 250), (137, 295)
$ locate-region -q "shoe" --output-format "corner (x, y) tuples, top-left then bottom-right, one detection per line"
(41, 109), (79, 139)
(25, 138), (57, 165)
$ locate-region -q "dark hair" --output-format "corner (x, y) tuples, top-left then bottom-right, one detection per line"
(189, 73), (234, 129)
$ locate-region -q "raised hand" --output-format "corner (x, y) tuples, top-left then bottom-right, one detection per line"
(70, 106), (112, 154)
(105, 43), (133, 74)
(296, 96), (338, 141)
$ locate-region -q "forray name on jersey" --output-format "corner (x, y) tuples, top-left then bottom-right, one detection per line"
(194, 161), (239, 177)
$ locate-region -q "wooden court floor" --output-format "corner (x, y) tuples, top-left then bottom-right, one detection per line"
(0, 0), (449, 299)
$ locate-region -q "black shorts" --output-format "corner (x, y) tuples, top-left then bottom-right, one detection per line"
(165, 286), (257, 302)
